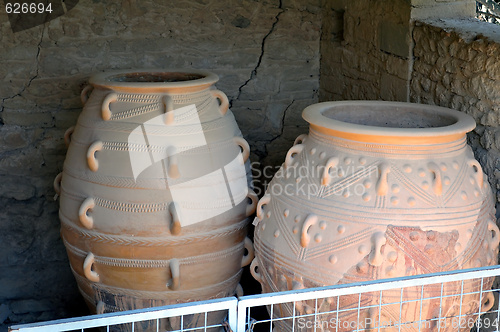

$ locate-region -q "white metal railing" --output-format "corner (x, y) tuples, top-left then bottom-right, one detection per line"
(237, 265), (500, 332)
(9, 265), (500, 332)
(8, 297), (237, 332)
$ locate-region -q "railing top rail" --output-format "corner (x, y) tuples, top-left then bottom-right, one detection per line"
(9, 297), (238, 332)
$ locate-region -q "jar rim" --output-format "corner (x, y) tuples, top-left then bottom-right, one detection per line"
(89, 69), (219, 92)
(302, 101), (476, 144)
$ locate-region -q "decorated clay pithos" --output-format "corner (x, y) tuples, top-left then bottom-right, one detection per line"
(251, 101), (499, 331)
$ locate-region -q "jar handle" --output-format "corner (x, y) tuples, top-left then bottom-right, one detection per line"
(83, 253), (100, 282)
(167, 258), (180, 290)
(166, 146), (180, 179)
(481, 292), (495, 312)
(321, 157), (339, 186)
(294, 134), (308, 146)
(284, 144), (304, 169)
(427, 162), (443, 196)
(53, 172), (62, 200)
(241, 237), (254, 268)
(79, 197), (95, 229)
(300, 214), (318, 248)
(101, 92), (118, 121)
(162, 95), (174, 125)
(250, 258), (262, 283)
(234, 136), (250, 163)
(256, 194), (271, 222)
(376, 163), (391, 196)
(468, 160), (484, 189)
(80, 84), (93, 105)
(246, 189), (258, 217)
(64, 126), (75, 148)
(87, 141), (103, 172)
(211, 90), (229, 116)
(168, 202), (182, 235)
(488, 221), (500, 250)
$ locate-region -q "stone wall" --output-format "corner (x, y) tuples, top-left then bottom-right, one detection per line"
(320, 0), (500, 209)
(319, 0), (478, 104)
(411, 18), (500, 211)
(0, 0), (321, 328)
(320, 0), (412, 102)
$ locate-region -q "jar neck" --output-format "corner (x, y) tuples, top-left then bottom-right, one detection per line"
(309, 123), (466, 146)
(308, 126), (468, 158)
(91, 82), (214, 94)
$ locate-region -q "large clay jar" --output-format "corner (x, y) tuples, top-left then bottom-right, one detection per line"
(251, 101), (499, 331)
(55, 70), (256, 331)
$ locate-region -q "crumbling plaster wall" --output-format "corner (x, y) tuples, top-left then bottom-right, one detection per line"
(411, 19), (500, 211)
(0, 0), (321, 328)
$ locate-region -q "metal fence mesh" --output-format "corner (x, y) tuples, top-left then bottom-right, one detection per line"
(238, 266), (500, 332)
(8, 297), (237, 332)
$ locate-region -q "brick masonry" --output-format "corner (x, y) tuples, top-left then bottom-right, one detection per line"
(0, 0), (320, 328)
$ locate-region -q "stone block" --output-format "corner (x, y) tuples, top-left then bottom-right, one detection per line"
(2, 110), (54, 128)
(0, 175), (36, 201)
(0, 148), (45, 176)
(24, 79), (60, 98)
(481, 110), (500, 127)
(385, 56), (409, 80)
(450, 94), (465, 111)
(419, 50), (437, 65)
(284, 99), (315, 128)
(470, 52), (487, 73)
(380, 73), (409, 101)
(450, 74), (468, 96)
(378, 21), (410, 59)
(486, 56), (500, 80)
(456, 45), (478, 62)
(266, 101), (289, 131)
(10, 300), (53, 315)
(435, 83), (452, 106)
(429, 66), (444, 82)
(442, 72), (451, 88)
(413, 61), (432, 77)
(54, 109), (80, 130)
(263, 138), (296, 174)
(0, 126), (34, 153)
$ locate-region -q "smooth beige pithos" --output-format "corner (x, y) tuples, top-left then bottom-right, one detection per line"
(251, 101), (499, 332)
(55, 70), (256, 331)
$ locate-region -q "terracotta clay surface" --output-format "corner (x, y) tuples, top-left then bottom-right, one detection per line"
(251, 101), (499, 331)
(55, 70), (256, 331)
